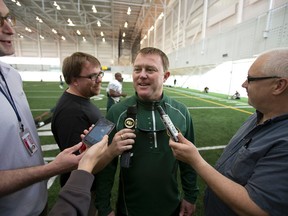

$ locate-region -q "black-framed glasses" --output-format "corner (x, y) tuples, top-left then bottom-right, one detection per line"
(0, 15), (16, 27)
(247, 76), (281, 83)
(77, 71), (104, 81)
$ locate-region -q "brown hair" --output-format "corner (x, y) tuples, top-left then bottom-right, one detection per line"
(136, 47), (169, 72)
(62, 52), (101, 84)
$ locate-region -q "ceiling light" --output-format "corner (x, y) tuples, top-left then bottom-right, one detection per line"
(97, 20), (101, 27)
(122, 39), (124, 43)
(122, 32), (126, 37)
(36, 16), (43, 23)
(127, 7), (131, 15)
(76, 30), (81, 35)
(67, 18), (75, 26)
(11, 0), (16, 2)
(61, 36), (66, 40)
(54, 2), (61, 10)
(92, 5), (97, 13)
(83, 37), (86, 42)
(158, 12), (164, 20)
(25, 27), (32, 32)
(124, 21), (128, 28)
(100, 31), (104, 37)
(16, 1), (21, 6)
(40, 35), (44, 39)
(52, 29), (57, 34)
(102, 38), (105, 42)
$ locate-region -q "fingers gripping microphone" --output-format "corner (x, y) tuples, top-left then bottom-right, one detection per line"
(156, 105), (179, 142)
(120, 106), (137, 168)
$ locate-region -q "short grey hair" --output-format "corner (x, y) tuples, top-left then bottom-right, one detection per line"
(260, 48), (288, 77)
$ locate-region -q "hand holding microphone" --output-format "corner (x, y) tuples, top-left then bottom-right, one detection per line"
(120, 106), (137, 168)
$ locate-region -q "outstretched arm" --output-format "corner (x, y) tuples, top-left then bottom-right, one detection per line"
(0, 143), (83, 197)
(169, 133), (268, 216)
(50, 132), (131, 216)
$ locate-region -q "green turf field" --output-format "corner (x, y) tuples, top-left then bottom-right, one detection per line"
(24, 81), (255, 215)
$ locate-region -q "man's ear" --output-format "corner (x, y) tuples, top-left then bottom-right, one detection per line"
(71, 77), (79, 86)
(273, 78), (288, 95)
(163, 71), (170, 83)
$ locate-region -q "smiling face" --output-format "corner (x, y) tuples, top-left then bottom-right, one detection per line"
(0, 0), (15, 57)
(133, 53), (170, 101)
(71, 61), (103, 98)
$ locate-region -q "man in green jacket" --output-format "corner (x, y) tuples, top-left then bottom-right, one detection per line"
(95, 47), (199, 216)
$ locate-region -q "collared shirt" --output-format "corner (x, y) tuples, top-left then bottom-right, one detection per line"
(204, 111), (288, 216)
(0, 61), (47, 216)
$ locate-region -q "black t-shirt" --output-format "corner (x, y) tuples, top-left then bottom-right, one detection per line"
(51, 91), (103, 187)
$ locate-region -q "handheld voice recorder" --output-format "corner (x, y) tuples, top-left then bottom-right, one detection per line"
(156, 105), (179, 142)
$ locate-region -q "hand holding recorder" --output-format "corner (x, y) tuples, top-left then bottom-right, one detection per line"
(157, 105), (179, 142)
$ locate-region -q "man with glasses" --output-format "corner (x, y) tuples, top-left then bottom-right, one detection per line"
(95, 47), (199, 216)
(51, 52), (105, 215)
(169, 48), (288, 216)
(0, 1), (87, 215)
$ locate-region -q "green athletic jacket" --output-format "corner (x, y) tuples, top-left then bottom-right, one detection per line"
(95, 93), (199, 216)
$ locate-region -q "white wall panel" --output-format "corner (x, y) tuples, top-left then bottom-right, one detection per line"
(8, 0), (288, 91)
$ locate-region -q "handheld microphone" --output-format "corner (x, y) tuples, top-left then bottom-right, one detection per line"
(120, 105), (137, 168)
(156, 105), (179, 142)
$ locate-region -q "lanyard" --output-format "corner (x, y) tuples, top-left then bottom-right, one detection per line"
(0, 70), (24, 132)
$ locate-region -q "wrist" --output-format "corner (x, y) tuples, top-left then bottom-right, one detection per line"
(106, 146), (118, 159)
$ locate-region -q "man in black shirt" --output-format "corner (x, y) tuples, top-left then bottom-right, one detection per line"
(51, 52), (104, 215)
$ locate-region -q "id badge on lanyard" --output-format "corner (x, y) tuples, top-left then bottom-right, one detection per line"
(0, 70), (38, 156)
(20, 128), (38, 156)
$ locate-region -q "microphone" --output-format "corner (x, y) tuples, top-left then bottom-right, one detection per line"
(120, 105), (137, 168)
(156, 105), (179, 142)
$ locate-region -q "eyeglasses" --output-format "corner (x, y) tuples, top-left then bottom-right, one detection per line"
(77, 71), (104, 81)
(247, 76), (281, 83)
(0, 15), (16, 27)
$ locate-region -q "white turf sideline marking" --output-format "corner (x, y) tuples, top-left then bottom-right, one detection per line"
(44, 157), (56, 161)
(198, 145), (226, 151)
(47, 176), (57, 189)
(186, 106), (251, 109)
(168, 88), (250, 106)
(39, 131), (53, 136)
(42, 144), (59, 151)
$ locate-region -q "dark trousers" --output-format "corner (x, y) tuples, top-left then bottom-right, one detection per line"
(106, 96), (117, 112)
